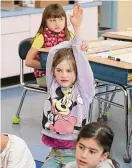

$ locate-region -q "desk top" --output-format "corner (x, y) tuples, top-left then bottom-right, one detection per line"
(39, 48), (132, 70)
(39, 48), (49, 52)
(88, 55), (132, 70)
(102, 32), (132, 41)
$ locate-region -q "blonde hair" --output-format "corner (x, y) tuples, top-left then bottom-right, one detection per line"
(52, 48), (77, 78)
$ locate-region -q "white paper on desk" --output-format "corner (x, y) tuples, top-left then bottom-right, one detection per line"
(107, 31), (132, 37)
(114, 52), (132, 64)
(95, 52), (110, 58)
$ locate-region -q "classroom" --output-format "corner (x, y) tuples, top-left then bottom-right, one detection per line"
(1, 1), (132, 168)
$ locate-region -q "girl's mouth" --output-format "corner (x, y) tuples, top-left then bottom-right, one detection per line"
(78, 160), (87, 166)
(61, 80), (68, 83)
(55, 27), (60, 30)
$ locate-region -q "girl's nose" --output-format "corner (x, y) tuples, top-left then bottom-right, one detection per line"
(61, 71), (67, 78)
(82, 150), (88, 158)
(56, 20), (60, 26)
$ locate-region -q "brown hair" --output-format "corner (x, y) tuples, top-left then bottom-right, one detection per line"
(52, 48), (77, 79)
(33, 4), (71, 43)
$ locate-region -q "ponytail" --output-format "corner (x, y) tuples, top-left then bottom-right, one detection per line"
(109, 158), (120, 168)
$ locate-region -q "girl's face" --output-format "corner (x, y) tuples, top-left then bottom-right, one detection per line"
(46, 17), (65, 33)
(54, 59), (76, 88)
(76, 138), (109, 168)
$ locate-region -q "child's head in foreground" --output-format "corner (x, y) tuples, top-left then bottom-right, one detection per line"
(75, 122), (119, 168)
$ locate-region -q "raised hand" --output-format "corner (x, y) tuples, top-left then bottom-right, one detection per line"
(80, 40), (88, 51)
(69, 2), (83, 29)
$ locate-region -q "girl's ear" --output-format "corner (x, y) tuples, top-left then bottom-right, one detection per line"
(101, 152), (109, 162)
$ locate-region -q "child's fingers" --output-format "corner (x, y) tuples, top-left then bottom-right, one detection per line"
(73, 2), (83, 16)
(73, 2), (78, 15)
(80, 46), (88, 51)
(76, 2), (83, 15)
(81, 41), (88, 51)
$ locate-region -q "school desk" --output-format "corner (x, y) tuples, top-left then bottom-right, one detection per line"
(101, 32), (132, 162)
(89, 54), (132, 163)
(39, 47), (132, 163)
(102, 31), (132, 42)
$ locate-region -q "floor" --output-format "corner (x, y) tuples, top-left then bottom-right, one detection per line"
(1, 85), (132, 168)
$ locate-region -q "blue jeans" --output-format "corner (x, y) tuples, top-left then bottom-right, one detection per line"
(41, 148), (76, 168)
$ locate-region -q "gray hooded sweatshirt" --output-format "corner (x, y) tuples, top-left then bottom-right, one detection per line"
(42, 37), (95, 141)
(64, 159), (115, 168)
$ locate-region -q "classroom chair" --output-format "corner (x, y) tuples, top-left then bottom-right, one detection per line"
(12, 38), (47, 124)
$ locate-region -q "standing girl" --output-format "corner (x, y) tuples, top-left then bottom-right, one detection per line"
(41, 3), (95, 168)
(25, 3), (86, 87)
(65, 122), (119, 168)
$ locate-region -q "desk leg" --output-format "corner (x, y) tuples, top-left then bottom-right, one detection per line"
(98, 97), (103, 119)
(129, 89), (132, 111)
(105, 88), (117, 112)
(129, 89), (132, 131)
(122, 86), (131, 163)
(88, 102), (94, 123)
(104, 86), (109, 111)
(103, 86), (110, 120)
(128, 89), (132, 158)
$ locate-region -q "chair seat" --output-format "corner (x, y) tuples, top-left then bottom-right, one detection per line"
(24, 83), (47, 92)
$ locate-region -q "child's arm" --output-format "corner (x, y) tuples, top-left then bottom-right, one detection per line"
(72, 37), (95, 105)
(69, 2), (82, 38)
(70, 3), (95, 105)
(25, 47), (41, 69)
(70, 3), (87, 52)
(25, 34), (43, 69)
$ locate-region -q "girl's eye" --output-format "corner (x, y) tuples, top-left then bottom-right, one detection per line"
(50, 19), (55, 22)
(57, 69), (61, 72)
(90, 150), (96, 154)
(67, 70), (72, 73)
(51, 19), (55, 22)
(79, 145), (84, 150)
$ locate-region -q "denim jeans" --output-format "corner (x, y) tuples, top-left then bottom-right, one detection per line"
(41, 148), (76, 168)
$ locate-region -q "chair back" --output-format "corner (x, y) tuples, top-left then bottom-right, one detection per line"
(18, 38), (32, 60)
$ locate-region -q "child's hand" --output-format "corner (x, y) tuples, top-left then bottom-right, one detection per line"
(80, 41), (88, 51)
(69, 2), (83, 28)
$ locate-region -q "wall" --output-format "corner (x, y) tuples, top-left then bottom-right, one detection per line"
(117, 1), (132, 31)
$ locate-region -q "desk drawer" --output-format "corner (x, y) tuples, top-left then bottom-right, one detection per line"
(90, 62), (128, 85)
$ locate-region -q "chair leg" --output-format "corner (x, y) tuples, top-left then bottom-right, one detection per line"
(12, 89), (27, 124)
(16, 89), (27, 117)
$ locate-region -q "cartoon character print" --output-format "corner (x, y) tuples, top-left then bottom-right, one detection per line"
(44, 86), (78, 134)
